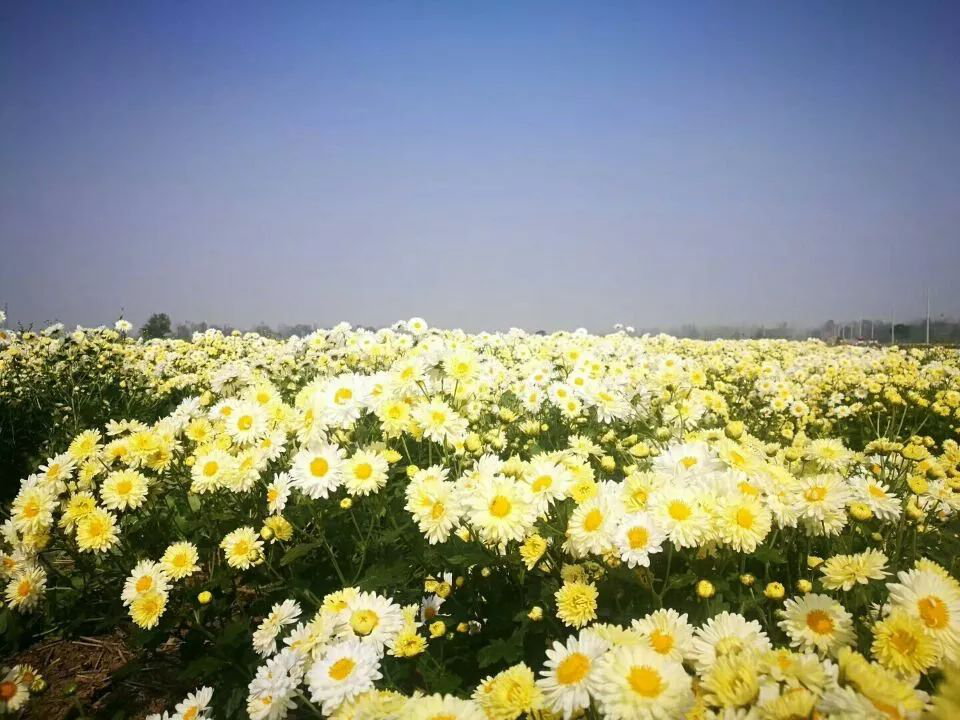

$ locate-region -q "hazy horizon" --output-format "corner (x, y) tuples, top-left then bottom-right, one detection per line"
(2, 1), (959, 333)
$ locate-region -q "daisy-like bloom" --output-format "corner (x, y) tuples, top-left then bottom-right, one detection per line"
(714, 494), (773, 554)
(58, 491), (97, 534)
(253, 599), (302, 657)
(130, 589), (168, 629)
(75, 507), (120, 553)
(565, 494), (619, 558)
(524, 457), (573, 516)
(266, 472), (292, 515)
(220, 527), (264, 570)
(338, 591), (405, 652)
(100, 469), (150, 511)
(4, 565), (46, 612)
(401, 694), (485, 720)
(653, 441), (722, 480)
(871, 609), (941, 676)
(0, 667), (30, 713)
(700, 651), (762, 710)
(466, 475), (536, 546)
(410, 480), (462, 545)
(630, 609), (696, 663)
(290, 443), (345, 499)
(67, 429), (103, 463)
(778, 593), (855, 655)
(412, 398), (468, 446)
(11, 488), (55, 541)
(593, 644), (693, 720)
(832, 647), (925, 719)
(805, 438), (854, 472)
(519, 534), (549, 571)
(190, 448), (236, 494)
(307, 637), (382, 715)
(795, 474), (851, 534)
(473, 663), (543, 720)
(536, 632), (608, 719)
(614, 513), (665, 568)
(406, 316), (428, 335)
(555, 581), (599, 629)
(160, 541), (200, 580)
(247, 649), (302, 720)
(619, 471), (664, 514)
(38, 452), (75, 488)
(174, 686), (213, 720)
(849, 475), (902, 522)
(691, 612), (772, 674)
(651, 488), (709, 549)
(887, 563), (960, 658)
(224, 400), (269, 446)
(820, 549), (889, 591)
(342, 449), (389, 497)
(122, 560), (170, 606)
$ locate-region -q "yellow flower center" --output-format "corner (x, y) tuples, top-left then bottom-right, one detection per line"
(203, 461), (219, 477)
(136, 576), (153, 593)
(431, 502), (445, 520)
(334, 387), (353, 404)
(0, 682), (18, 700)
(804, 486), (827, 502)
(735, 508), (755, 529)
(680, 456), (698, 470)
(328, 657), (356, 681)
(116, 479), (133, 496)
(354, 463), (372, 480)
(233, 540), (251, 557)
(583, 509), (603, 532)
(267, 488), (279, 503)
(532, 475), (553, 492)
(668, 501), (691, 521)
(890, 629), (918, 655)
(237, 415), (253, 431)
(627, 526), (649, 550)
(431, 411), (446, 425)
(350, 609), (380, 636)
(183, 708), (198, 720)
(489, 495), (512, 518)
(17, 580), (32, 597)
(918, 596), (949, 629)
(650, 630), (674, 654)
(310, 457), (329, 477)
(738, 481), (760, 496)
(555, 652), (590, 685)
(628, 665), (664, 698)
(868, 485), (886, 499)
(23, 500), (39, 518)
(806, 610), (834, 635)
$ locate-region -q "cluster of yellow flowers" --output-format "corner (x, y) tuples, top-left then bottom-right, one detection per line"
(2, 317), (960, 718)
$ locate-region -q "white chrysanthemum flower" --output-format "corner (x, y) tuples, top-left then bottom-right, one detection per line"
(630, 609), (696, 663)
(614, 513), (665, 568)
(122, 560), (170, 606)
(306, 637), (382, 715)
(253, 599), (303, 657)
(536, 632), (608, 719)
(466, 474), (536, 546)
(778, 593), (855, 655)
(594, 644), (694, 720)
(690, 611), (772, 674)
(338, 591), (405, 652)
(290, 443), (345, 499)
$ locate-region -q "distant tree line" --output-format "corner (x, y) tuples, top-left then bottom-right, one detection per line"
(137, 313), (960, 344)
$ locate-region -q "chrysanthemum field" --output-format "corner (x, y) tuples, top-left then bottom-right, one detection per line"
(3, 318), (960, 719)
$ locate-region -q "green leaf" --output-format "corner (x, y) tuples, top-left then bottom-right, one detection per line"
(280, 542), (319, 567)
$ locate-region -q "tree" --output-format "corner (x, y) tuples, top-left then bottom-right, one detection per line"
(141, 313), (172, 339)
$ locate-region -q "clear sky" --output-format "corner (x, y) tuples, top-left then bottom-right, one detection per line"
(2, 1), (958, 332)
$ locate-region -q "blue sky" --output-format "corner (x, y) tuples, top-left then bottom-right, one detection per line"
(1, 1), (958, 331)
